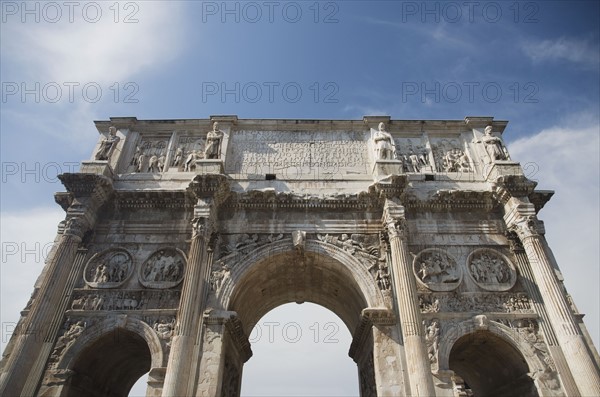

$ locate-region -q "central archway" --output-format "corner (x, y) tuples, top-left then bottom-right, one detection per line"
(216, 239), (384, 396)
(240, 302), (359, 396)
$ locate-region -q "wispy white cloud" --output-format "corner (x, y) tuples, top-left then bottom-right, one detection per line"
(1, 2), (185, 84)
(508, 118), (600, 347)
(521, 36), (600, 69)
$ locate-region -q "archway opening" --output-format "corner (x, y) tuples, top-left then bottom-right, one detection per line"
(449, 331), (538, 397)
(240, 302), (359, 396)
(66, 328), (151, 397)
(227, 246), (376, 396)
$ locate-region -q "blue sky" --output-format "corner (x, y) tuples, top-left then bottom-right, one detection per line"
(1, 1), (599, 396)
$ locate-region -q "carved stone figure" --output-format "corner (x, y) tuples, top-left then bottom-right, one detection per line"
(130, 145), (141, 167)
(95, 126), (120, 161)
(204, 122), (224, 159)
(373, 122), (396, 160)
(292, 230), (306, 254)
(184, 150), (199, 172)
(210, 261), (230, 293)
(157, 154), (166, 172)
(424, 319), (440, 364)
(153, 318), (175, 341)
(148, 155), (159, 172)
(375, 263), (391, 290)
(172, 147), (183, 166)
(136, 153), (146, 173)
(482, 125), (508, 162)
(50, 320), (86, 364)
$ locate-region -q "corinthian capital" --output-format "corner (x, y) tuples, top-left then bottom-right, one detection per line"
(63, 216), (88, 239)
(510, 215), (544, 240)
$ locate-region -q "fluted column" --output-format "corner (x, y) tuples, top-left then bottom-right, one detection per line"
(0, 219), (87, 396)
(507, 205), (600, 396)
(162, 200), (214, 396)
(383, 199), (436, 397)
(0, 174), (111, 397)
(507, 232), (580, 395)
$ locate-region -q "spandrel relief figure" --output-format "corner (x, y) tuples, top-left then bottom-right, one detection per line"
(373, 122), (396, 160)
(95, 126), (120, 161)
(204, 121), (224, 159)
(482, 125), (508, 162)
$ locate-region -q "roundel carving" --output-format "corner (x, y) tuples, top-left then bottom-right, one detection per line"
(84, 248), (134, 288)
(466, 248), (517, 291)
(413, 248), (462, 291)
(139, 248), (186, 289)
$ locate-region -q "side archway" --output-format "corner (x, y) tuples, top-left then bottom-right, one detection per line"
(56, 317), (165, 397)
(438, 318), (554, 397)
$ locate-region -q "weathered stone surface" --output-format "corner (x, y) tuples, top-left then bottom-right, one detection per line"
(1, 116), (598, 397)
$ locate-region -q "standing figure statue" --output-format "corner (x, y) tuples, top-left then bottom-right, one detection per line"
(373, 122), (396, 160)
(204, 122), (224, 159)
(95, 126), (120, 161)
(482, 125), (508, 162)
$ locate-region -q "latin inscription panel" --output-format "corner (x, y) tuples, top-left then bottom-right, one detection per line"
(226, 130), (369, 179)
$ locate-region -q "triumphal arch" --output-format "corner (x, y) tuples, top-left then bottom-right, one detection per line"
(1, 116), (599, 396)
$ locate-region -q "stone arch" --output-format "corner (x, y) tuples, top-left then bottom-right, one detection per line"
(56, 316), (164, 397)
(438, 317), (550, 396)
(218, 239), (384, 334)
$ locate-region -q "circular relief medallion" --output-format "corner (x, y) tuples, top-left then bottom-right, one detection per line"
(413, 248), (462, 291)
(467, 248), (516, 291)
(139, 248), (186, 289)
(84, 248), (134, 288)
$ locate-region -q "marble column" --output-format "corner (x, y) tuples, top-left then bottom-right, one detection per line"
(383, 199), (436, 397)
(0, 174), (111, 397)
(507, 232), (580, 396)
(0, 219), (86, 396)
(506, 202), (600, 396)
(162, 201), (214, 396)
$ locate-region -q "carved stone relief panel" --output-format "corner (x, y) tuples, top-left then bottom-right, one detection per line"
(419, 292), (532, 314)
(70, 289), (181, 311)
(128, 136), (170, 173)
(170, 133), (205, 172)
(467, 249), (517, 291)
(139, 248), (186, 289)
(413, 248), (462, 291)
(83, 249), (134, 289)
(430, 138), (473, 173)
(393, 136), (431, 172)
